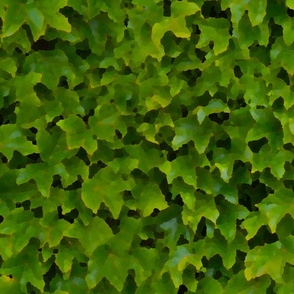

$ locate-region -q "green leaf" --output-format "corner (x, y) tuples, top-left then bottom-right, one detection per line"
(2, 1), (26, 38)
(27, 4), (45, 41)
(196, 276), (223, 294)
(216, 199), (249, 242)
(61, 156), (89, 187)
(36, 128), (76, 164)
(124, 142), (165, 174)
(182, 191), (219, 232)
(0, 275), (21, 294)
(205, 231), (249, 270)
(247, 0), (267, 27)
(0, 57), (17, 77)
(152, 17), (191, 60)
(22, 50), (76, 90)
(244, 241), (294, 283)
(194, 99), (230, 125)
(64, 217), (113, 257)
(171, 178), (196, 210)
(17, 162), (67, 198)
(132, 182), (168, 217)
(196, 18), (231, 55)
(0, 125), (38, 161)
(86, 244), (129, 291)
(274, 265), (294, 293)
(0, 246), (45, 292)
(171, 1), (200, 18)
(163, 155), (197, 188)
(224, 270), (271, 294)
(81, 167), (134, 218)
(241, 211), (268, 240)
(88, 104), (121, 143)
(172, 116), (213, 153)
(57, 114), (97, 155)
(55, 244), (75, 274)
(39, 0), (71, 33)
(287, 0), (294, 9)
(256, 187), (294, 233)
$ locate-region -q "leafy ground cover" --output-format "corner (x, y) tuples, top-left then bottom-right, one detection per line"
(0, 0), (294, 293)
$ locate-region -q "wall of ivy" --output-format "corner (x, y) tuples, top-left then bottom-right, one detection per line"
(0, 0), (294, 293)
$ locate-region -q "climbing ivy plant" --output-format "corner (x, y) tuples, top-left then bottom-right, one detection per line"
(0, 0), (294, 293)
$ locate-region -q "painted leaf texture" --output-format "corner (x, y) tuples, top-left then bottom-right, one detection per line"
(1, 0), (294, 293)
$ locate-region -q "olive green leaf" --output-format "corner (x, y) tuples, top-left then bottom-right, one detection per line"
(0, 245), (45, 292)
(182, 191), (219, 232)
(0, 125), (38, 161)
(1, 0), (26, 38)
(216, 199), (249, 242)
(172, 116), (213, 153)
(196, 276), (223, 294)
(196, 18), (231, 55)
(86, 244), (129, 291)
(64, 216), (113, 257)
(224, 270), (271, 294)
(244, 240), (294, 283)
(57, 114), (97, 155)
(131, 182), (168, 217)
(81, 167), (134, 218)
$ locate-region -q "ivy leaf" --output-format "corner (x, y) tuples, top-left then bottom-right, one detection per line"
(224, 270), (271, 294)
(216, 199), (249, 242)
(182, 191), (219, 232)
(39, 0), (71, 33)
(229, 0), (266, 27)
(196, 18), (231, 55)
(287, 0), (294, 9)
(172, 116), (213, 153)
(256, 187), (294, 233)
(171, 1), (200, 17)
(26, 2), (45, 41)
(86, 244), (129, 291)
(0, 125), (38, 161)
(196, 276), (223, 294)
(55, 88), (85, 117)
(88, 104), (121, 143)
(171, 178), (196, 210)
(124, 142), (165, 174)
(57, 114), (97, 155)
(241, 211), (268, 240)
(0, 246), (45, 292)
(0, 275), (21, 293)
(2, 1), (26, 38)
(247, 0), (267, 27)
(152, 17), (191, 60)
(17, 162), (67, 198)
(132, 182), (168, 217)
(160, 245), (200, 288)
(0, 208), (46, 253)
(54, 244), (75, 275)
(64, 217), (113, 257)
(22, 51), (76, 90)
(131, 247), (161, 286)
(244, 241), (294, 283)
(81, 167), (134, 218)
(205, 231), (249, 270)
(0, 57), (17, 77)
(194, 99), (230, 125)
(163, 155), (197, 189)
(61, 156), (89, 187)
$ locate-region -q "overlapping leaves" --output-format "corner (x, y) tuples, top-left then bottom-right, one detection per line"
(0, 0), (294, 293)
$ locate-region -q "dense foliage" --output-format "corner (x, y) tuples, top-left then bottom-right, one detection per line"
(0, 0), (294, 293)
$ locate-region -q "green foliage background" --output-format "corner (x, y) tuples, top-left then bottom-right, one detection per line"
(0, 0), (294, 293)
